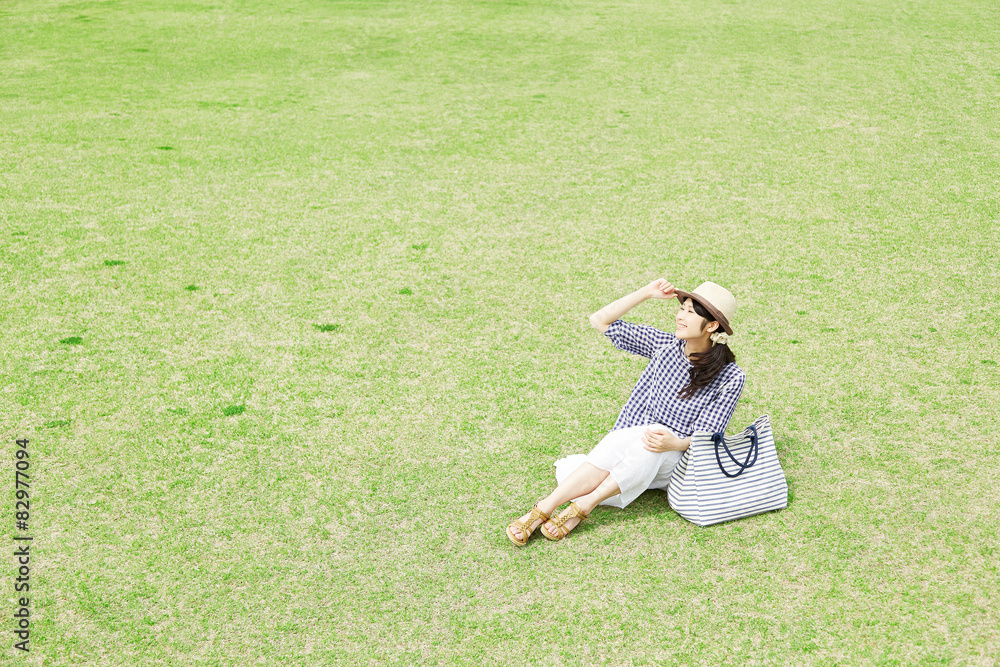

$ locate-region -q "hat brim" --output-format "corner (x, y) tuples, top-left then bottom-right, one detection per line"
(674, 290), (733, 335)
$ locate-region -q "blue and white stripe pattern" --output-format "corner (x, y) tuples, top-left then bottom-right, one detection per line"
(603, 319), (745, 437)
(667, 414), (788, 526)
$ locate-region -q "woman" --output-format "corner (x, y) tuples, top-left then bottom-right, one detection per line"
(505, 278), (745, 545)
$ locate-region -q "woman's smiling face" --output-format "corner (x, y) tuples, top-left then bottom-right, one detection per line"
(675, 298), (716, 340)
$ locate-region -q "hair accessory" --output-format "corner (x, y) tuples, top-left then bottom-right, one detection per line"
(710, 332), (730, 346)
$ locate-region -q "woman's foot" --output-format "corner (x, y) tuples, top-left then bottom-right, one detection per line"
(507, 501), (556, 544)
(542, 501), (591, 538)
(508, 512), (542, 543)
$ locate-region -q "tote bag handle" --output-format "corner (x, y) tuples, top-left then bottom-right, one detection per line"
(713, 424), (759, 478)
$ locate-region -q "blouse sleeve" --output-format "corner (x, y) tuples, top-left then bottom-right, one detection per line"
(688, 371), (745, 435)
(603, 319), (675, 359)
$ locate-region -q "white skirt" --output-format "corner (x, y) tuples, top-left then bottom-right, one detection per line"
(553, 423), (684, 509)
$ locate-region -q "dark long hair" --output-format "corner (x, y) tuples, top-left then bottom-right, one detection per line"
(678, 298), (736, 399)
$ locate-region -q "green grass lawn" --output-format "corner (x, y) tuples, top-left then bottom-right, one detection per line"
(2, 0), (998, 664)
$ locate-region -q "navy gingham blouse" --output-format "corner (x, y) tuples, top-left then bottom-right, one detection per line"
(604, 319), (745, 437)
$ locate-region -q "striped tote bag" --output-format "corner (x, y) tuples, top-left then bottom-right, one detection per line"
(667, 414), (787, 526)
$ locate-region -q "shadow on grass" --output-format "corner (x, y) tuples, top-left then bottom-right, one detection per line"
(579, 492), (681, 534)
(773, 432), (800, 508)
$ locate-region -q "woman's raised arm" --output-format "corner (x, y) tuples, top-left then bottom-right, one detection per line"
(588, 279), (676, 333)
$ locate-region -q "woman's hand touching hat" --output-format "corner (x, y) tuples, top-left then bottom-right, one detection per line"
(646, 279), (677, 301)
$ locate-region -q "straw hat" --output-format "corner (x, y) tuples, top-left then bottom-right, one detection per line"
(674, 281), (736, 335)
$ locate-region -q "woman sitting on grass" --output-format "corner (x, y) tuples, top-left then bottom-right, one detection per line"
(505, 278), (746, 545)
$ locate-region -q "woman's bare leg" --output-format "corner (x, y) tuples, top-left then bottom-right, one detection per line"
(508, 463), (609, 542)
(538, 463), (610, 514)
(542, 474), (621, 536)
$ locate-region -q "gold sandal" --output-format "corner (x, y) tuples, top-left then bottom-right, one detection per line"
(539, 501), (590, 541)
(506, 503), (550, 547)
